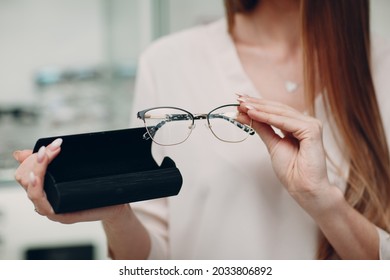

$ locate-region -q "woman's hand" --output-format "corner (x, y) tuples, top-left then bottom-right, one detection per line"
(14, 139), (152, 259)
(237, 96), (336, 214)
(13, 139), (129, 224)
(236, 96), (382, 259)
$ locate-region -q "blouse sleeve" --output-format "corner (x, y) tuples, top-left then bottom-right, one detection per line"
(129, 51), (170, 259)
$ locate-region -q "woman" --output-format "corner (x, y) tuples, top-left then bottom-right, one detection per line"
(13, 0), (390, 259)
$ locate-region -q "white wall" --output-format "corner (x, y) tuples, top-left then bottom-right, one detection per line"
(371, 0), (390, 39)
(167, 0), (223, 33)
(105, 0), (153, 66)
(0, 0), (105, 104)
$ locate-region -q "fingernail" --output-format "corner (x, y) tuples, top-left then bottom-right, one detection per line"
(29, 171), (36, 186)
(237, 97), (247, 103)
(245, 104), (255, 110)
(13, 151), (20, 161)
(48, 138), (63, 151)
(37, 146), (46, 163)
(235, 93), (249, 97)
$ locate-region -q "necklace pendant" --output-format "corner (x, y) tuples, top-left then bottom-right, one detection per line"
(285, 81), (299, 93)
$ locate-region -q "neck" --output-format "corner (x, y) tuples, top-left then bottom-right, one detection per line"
(232, 0), (301, 55)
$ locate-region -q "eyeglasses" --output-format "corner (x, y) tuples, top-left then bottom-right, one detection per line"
(137, 104), (255, 146)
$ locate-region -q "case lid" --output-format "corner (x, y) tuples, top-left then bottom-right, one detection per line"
(33, 127), (159, 182)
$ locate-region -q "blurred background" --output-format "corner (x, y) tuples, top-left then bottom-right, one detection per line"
(0, 0), (389, 260)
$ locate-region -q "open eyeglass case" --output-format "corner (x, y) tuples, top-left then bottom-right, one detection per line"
(32, 127), (183, 214)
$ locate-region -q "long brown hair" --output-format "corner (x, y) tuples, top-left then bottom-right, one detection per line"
(224, 0), (390, 259)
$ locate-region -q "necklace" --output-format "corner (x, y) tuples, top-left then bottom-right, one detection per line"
(273, 65), (302, 93)
(252, 52), (302, 94)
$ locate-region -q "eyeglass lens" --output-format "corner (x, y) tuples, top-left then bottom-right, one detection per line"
(143, 108), (194, 146)
(208, 105), (251, 143)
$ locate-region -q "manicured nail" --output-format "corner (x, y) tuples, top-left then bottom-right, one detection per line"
(37, 146), (46, 163)
(13, 151), (21, 161)
(237, 97), (247, 103)
(48, 138), (63, 151)
(29, 171), (37, 186)
(245, 104), (255, 110)
(235, 93), (249, 97)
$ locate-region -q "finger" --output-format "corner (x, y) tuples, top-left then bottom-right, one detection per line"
(242, 102), (309, 124)
(246, 108), (322, 142)
(29, 138), (63, 215)
(15, 138), (63, 192)
(246, 106), (300, 133)
(235, 93), (250, 100)
(236, 95), (311, 122)
(33, 138), (63, 178)
(14, 154), (38, 190)
(13, 150), (33, 163)
(236, 110), (252, 126)
(251, 121), (282, 153)
(239, 96), (300, 113)
(237, 102), (299, 135)
(47, 138), (63, 152)
(14, 138), (62, 164)
(27, 171), (55, 216)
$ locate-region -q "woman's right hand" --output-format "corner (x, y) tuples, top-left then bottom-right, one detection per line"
(13, 138), (129, 224)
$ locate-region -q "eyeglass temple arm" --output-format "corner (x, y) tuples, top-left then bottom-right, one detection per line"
(143, 120), (166, 140)
(208, 114), (255, 135)
(139, 112), (255, 141)
(140, 114), (192, 140)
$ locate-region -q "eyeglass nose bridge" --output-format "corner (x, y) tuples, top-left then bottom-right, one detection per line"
(190, 114), (207, 129)
(192, 114), (215, 131)
(192, 114), (207, 120)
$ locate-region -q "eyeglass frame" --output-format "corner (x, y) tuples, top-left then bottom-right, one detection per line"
(137, 104), (255, 146)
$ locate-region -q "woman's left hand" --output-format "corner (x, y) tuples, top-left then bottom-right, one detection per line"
(237, 96), (333, 211)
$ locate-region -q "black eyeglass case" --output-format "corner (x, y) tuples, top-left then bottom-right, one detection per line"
(32, 127), (183, 214)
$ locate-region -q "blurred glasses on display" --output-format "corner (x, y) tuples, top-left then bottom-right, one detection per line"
(137, 104), (255, 146)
